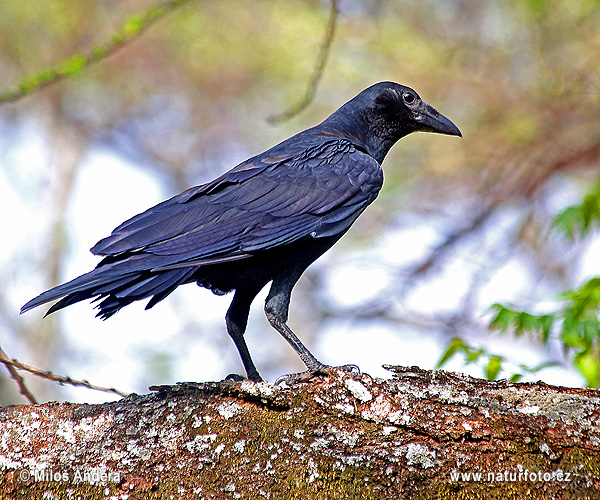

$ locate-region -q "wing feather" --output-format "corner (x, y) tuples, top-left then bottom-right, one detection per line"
(91, 139), (383, 266)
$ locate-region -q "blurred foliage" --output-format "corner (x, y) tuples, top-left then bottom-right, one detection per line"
(485, 277), (600, 388)
(554, 179), (600, 240)
(504, 187), (600, 388)
(1, 0), (600, 401)
(437, 337), (557, 383)
(441, 184), (600, 387)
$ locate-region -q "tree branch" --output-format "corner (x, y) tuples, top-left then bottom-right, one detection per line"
(267, 0), (339, 123)
(0, 355), (129, 399)
(0, 0), (194, 105)
(0, 367), (597, 497)
(0, 346), (37, 404)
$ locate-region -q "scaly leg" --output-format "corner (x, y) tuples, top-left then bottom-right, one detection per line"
(226, 286), (264, 381)
(264, 270), (357, 384)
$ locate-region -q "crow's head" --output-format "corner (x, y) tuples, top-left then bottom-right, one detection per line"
(370, 82), (461, 137)
(325, 81), (461, 163)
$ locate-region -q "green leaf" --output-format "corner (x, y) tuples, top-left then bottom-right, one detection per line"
(582, 320), (600, 343)
(489, 304), (517, 332)
(540, 314), (554, 343)
(553, 181), (600, 240)
(485, 356), (503, 380)
(574, 350), (600, 387)
(465, 348), (484, 364)
(581, 192), (600, 231)
(552, 206), (582, 240)
(436, 338), (466, 368)
(515, 312), (536, 335)
(560, 327), (588, 350)
(489, 303), (556, 342)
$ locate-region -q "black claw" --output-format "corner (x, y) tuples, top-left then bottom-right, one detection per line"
(224, 373), (263, 382)
(340, 364), (361, 375)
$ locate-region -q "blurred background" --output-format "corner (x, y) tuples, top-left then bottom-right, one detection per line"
(1, 0), (599, 404)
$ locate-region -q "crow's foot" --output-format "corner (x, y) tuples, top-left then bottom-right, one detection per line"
(224, 373), (263, 382)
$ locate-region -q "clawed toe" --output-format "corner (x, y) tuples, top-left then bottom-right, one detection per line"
(339, 364), (361, 375)
(224, 373), (263, 382)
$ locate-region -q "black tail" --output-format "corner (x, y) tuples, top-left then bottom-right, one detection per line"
(20, 263), (196, 319)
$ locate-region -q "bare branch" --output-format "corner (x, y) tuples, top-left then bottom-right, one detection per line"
(267, 0), (339, 124)
(0, 346), (37, 404)
(409, 205), (496, 277)
(0, 0), (194, 105)
(0, 355), (129, 399)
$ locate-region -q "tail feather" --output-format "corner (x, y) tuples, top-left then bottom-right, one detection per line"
(92, 275), (144, 295)
(114, 273), (179, 298)
(144, 269), (196, 309)
(45, 292), (96, 317)
(20, 267), (131, 314)
(92, 268), (197, 319)
(21, 264), (198, 319)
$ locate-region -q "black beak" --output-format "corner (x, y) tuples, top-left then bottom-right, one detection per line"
(415, 102), (462, 137)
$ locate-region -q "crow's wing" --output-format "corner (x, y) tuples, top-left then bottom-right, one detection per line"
(19, 139), (383, 316)
(91, 139), (383, 268)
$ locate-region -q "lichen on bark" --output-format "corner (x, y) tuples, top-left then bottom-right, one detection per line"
(0, 366), (598, 499)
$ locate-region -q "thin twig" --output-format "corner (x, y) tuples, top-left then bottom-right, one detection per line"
(409, 205), (496, 277)
(0, 346), (37, 404)
(0, 0), (194, 105)
(268, 0), (339, 123)
(0, 356), (129, 398)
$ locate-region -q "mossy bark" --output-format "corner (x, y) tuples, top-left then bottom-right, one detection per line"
(0, 366), (598, 499)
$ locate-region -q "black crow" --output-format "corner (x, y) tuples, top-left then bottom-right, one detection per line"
(21, 82), (461, 382)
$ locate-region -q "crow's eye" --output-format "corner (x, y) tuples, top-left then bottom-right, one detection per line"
(402, 92), (416, 105)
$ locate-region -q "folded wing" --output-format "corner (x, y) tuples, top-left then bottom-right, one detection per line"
(20, 138), (383, 316)
(92, 139), (382, 266)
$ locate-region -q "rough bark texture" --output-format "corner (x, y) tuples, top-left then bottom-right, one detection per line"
(0, 366), (598, 499)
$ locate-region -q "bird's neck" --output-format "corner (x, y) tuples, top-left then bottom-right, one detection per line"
(318, 112), (405, 164)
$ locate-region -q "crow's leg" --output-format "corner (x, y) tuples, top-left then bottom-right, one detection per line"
(225, 286), (264, 382)
(265, 271), (359, 384)
(264, 271), (326, 373)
